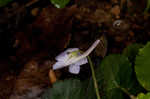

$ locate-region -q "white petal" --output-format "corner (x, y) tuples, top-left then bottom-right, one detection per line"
(52, 61), (66, 70)
(67, 48), (79, 53)
(74, 57), (88, 66)
(55, 53), (68, 62)
(69, 64), (80, 74)
(55, 48), (79, 62)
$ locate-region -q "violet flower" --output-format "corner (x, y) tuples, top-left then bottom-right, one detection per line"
(52, 39), (100, 74)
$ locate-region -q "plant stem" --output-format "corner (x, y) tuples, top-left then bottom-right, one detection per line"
(120, 87), (136, 99)
(88, 56), (101, 99)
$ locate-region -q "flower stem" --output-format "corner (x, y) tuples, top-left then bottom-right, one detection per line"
(88, 56), (101, 99)
(119, 87), (136, 99)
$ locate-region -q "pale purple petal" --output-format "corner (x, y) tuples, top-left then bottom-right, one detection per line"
(52, 61), (66, 70)
(74, 57), (88, 66)
(69, 64), (80, 74)
(55, 53), (68, 62)
(55, 48), (79, 61)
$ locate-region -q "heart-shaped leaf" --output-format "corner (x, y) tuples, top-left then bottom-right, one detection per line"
(137, 92), (150, 99)
(42, 78), (97, 99)
(123, 43), (143, 62)
(96, 54), (134, 99)
(42, 79), (82, 99)
(135, 42), (150, 91)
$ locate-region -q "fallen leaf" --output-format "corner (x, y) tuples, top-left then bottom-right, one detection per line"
(49, 69), (57, 84)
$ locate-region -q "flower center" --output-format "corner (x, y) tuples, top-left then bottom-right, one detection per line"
(68, 50), (80, 59)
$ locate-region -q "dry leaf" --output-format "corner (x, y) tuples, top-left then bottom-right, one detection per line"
(49, 69), (57, 84)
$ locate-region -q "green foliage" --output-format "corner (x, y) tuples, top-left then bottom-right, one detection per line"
(80, 79), (97, 99)
(137, 93), (150, 99)
(145, 0), (150, 12)
(50, 0), (70, 8)
(123, 43), (146, 94)
(96, 54), (133, 99)
(41, 79), (96, 99)
(0, 0), (12, 7)
(123, 43), (143, 62)
(42, 79), (82, 99)
(135, 42), (150, 91)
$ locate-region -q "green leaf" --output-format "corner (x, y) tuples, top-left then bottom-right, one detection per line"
(135, 42), (150, 91)
(96, 54), (134, 99)
(50, 0), (70, 8)
(42, 78), (97, 99)
(42, 79), (82, 99)
(80, 78), (97, 99)
(123, 43), (143, 62)
(137, 92), (150, 99)
(145, 0), (150, 12)
(0, 0), (12, 7)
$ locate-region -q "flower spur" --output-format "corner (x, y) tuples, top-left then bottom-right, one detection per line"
(52, 39), (100, 74)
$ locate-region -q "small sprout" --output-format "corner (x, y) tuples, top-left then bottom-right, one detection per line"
(52, 39), (100, 74)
